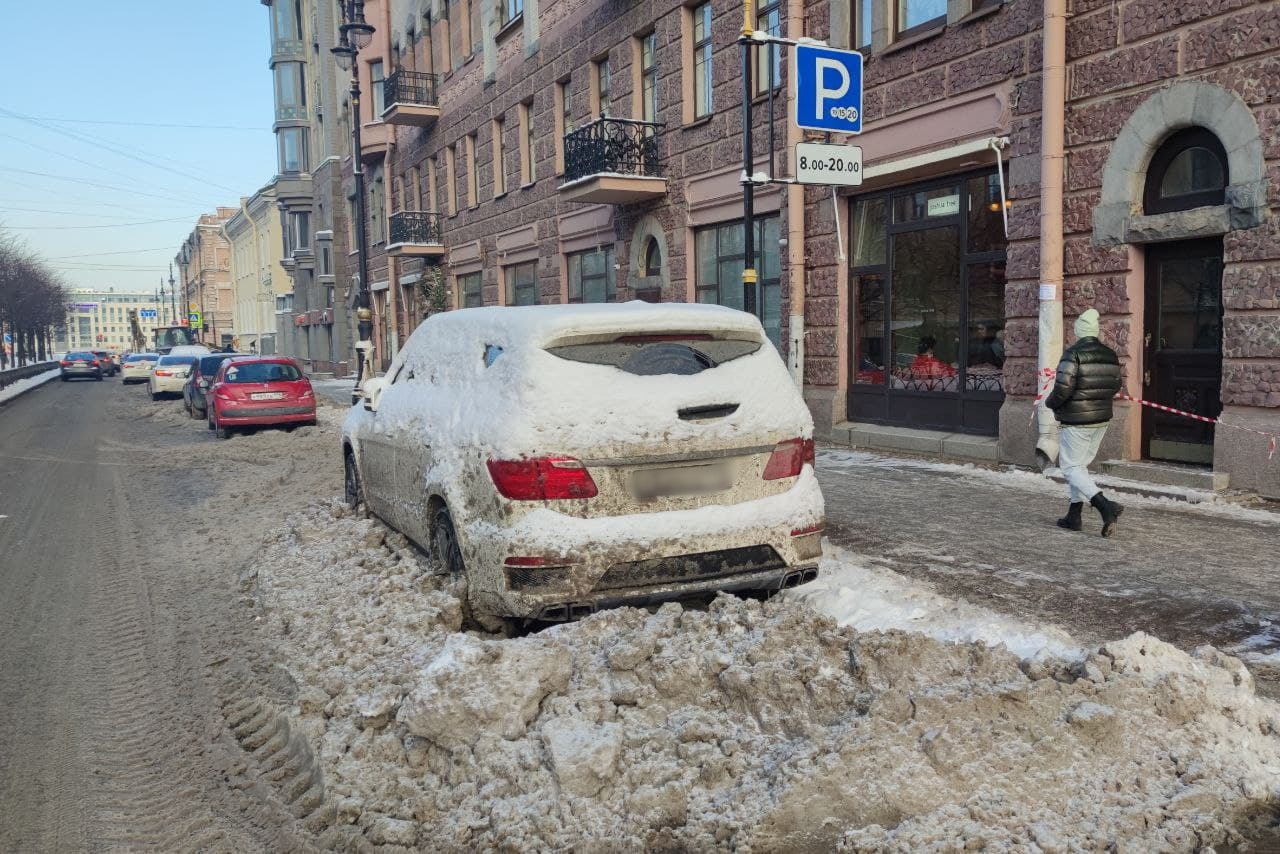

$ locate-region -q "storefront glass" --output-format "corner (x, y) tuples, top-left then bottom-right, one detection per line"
(849, 169), (1007, 434)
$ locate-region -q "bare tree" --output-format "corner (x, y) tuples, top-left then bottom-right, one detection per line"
(0, 230), (69, 369)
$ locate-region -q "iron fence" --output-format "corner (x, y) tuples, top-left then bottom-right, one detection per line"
(389, 210), (444, 246)
(383, 69), (438, 108)
(564, 117), (662, 183)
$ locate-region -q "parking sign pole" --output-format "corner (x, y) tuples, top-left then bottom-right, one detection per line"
(739, 0), (758, 318)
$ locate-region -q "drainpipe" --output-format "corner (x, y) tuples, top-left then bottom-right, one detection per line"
(785, 0), (805, 388)
(1035, 0), (1068, 468)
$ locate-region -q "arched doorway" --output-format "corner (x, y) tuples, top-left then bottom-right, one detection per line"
(1141, 128), (1228, 464)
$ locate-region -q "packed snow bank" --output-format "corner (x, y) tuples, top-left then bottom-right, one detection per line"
(0, 368), (59, 405)
(252, 502), (1280, 851)
(786, 543), (1082, 662)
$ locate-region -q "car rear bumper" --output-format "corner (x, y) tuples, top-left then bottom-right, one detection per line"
(61, 367), (101, 377)
(462, 468), (825, 620)
(218, 403), (315, 425)
(150, 376), (188, 393)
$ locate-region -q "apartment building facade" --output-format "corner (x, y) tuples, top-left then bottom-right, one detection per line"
(264, 0), (353, 376)
(225, 182), (292, 354)
(176, 210), (237, 349)
(337, 0), (1277, 496)
(59, 289), (167, 352)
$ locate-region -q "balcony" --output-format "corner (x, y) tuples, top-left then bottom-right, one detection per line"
(381, 70), (441, 127)
(560, 118), (666, 205)
(386, 211), (445, 259)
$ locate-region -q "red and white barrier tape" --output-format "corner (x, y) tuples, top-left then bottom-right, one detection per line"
(1029, 367), (1056, 425)
(1115, 393), (1277, 461)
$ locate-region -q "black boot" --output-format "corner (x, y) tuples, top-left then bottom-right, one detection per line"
(1056, 502), (1083, 531)
(1090, 492), (1124, 538)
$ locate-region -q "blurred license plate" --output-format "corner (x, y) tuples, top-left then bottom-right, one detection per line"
(251, 391), (286, 400)
(633, 463), (733, 499)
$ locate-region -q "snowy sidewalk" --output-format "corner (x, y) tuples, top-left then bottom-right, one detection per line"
(814, 447), (1280, 693)
(0, 368), (60, 407)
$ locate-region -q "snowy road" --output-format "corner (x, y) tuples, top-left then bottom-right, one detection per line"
(815, 448), (1280, 695)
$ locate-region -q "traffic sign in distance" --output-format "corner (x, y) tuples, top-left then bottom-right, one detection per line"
(795, 142), (863, 186)
(188, 312), (203, 330)
(794, 44), (864, 134)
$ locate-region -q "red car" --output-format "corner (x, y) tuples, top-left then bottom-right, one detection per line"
(207, 356), (316, 439)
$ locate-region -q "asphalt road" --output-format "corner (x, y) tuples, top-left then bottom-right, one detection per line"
(817, 448), (1280, 696)
(0, 375), (331, 851)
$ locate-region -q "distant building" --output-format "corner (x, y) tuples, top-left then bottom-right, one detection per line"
(57, 288), (167, 352)
(175, 210), (238, 348)
(225, 183), (291, 355)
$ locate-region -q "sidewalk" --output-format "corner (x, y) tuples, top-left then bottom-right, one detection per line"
(814, 446), (1280, 695)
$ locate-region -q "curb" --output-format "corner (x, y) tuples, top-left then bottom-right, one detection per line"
(0, 367), (62, 408)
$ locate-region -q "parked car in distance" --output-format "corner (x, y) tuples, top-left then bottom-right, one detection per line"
(341, 303), (825, 634)
(207, 357), (316, 439)
(148, 354), (199, 400)
(60, 351), (105, 381)
(91, 350), (119, 377)
(169, 344), (213, 357)
(121, 352), (159, 384)
(183, 353), (240, 419)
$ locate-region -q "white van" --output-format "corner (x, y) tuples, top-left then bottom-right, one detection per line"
(342, 302), (824, 632)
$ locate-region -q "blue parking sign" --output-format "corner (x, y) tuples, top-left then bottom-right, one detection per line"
(794, 44), (864, 134)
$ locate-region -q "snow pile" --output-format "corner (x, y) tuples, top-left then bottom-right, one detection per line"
(252, 502), (1280, 851)
(787, 543), (1082, 662)
(0, 368), (59, 405)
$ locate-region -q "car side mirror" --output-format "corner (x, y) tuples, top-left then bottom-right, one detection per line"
(362, 376), (387, 412)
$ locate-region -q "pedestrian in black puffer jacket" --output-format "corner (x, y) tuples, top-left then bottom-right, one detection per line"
(1044, 308), (1125, 537)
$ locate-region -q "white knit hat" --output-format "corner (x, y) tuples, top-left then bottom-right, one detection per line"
(1074, 308), (1100, 339)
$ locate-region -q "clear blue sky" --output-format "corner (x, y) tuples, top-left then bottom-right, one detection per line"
(0, 2), (277, 293)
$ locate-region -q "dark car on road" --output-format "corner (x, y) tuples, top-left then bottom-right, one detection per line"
(183, 353), (239, 419)
(60, 351), (105, 381)
(91, 350), (119, 377)
(208, 357), (316, 439)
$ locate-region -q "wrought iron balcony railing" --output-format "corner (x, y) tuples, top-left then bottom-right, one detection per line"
(389, 210), (443, 246)
(564, 117), (663, 183)
(383, 69), (439, 108)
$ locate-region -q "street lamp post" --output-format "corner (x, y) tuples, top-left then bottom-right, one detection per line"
(168, 263), (178, 331)
(333, 0), (376, 405)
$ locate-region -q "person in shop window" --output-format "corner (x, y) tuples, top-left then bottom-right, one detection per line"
(970, 323), (1005, 368)
(1044, 308), (1124, 537)
(909, 336), (957, 379)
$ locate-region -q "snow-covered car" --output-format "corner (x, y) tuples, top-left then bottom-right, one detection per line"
(342, 303), (824, 632)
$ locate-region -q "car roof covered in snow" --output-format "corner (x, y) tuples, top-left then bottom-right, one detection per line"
(420, 302), (765, 347)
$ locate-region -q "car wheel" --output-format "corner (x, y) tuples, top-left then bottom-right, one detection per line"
(60, 375), (68, 382)
(95, 374), (103, 381)
(216, 422), (231, 440)
(343, 451), (364, 510)
(431, 506), (465, 576)
(206, 410), (215, 431)
(150, 391), (158, 401)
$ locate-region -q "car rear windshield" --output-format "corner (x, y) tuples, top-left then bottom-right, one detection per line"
(224, 362), (301, 383)
(157, 355), (197, 367)
(125, 354), (158, 363)
(199, 355), (233, 374)
(546, 334), (762, 376)
(67, 352), (96, 360)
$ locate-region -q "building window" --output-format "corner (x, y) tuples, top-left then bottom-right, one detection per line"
(554, 82), (569, 173)
(506, 261), (538, 305)
(492, 118), (506, 196)
(290, 211), (311, 252)
(849, 171), (1008, 434)
(278, 131), (307, 176)
(501, 0), (523, 26)
(275, 62), (306, 108)
(756, 0), (782, 93)
(692, 3), (713, 119)
(896, 0), (946, 38)
(854, 0), (873, 50)
(1143, 127), (1229, 215)
(426, 158), (438, 212)
(694, 216), (782, 347)
(459, 271), (483, 307)
(567, 246), (615, 303)
(519, 101), (535, 185)
(369, 165), (386, 243)
(370, 60), (386, 116)
(639, 33), (658, 123)
(408, 166), (421, 211)
(445, 146), (458, 214)
(465, 133), (477, 208)
(593, 58), (611, 117)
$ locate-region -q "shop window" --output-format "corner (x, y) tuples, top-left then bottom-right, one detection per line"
(568, 247), (615, 303)
(849, 170), (1007, 435)
(506, 261), (538, 305)
(459, 272), (483, 307)
(694, 216), (782, 347)
(1143, 127), (1228, 215)
(896, 0), (946, 38)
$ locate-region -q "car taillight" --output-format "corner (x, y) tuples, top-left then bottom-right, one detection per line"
(487, 457), (598, 500)
(154, 369), (171, 376)
(89, 359), (99, 366)
(299, 385), (314, 398)
(763, 438), (815, 480)
(60, 360), (70, 366)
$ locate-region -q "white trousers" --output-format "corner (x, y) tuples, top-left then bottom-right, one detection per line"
(1059, 424), (1108, 503)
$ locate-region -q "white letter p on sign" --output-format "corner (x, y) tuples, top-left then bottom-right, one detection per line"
(815, 58), (850, 118)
